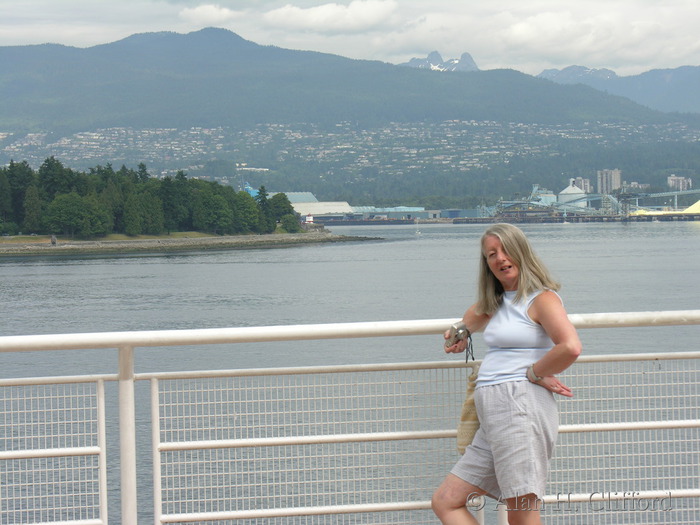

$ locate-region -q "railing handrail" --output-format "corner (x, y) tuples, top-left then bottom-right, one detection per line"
(1, 310), (699, 353)
(5, 349), (700, 387)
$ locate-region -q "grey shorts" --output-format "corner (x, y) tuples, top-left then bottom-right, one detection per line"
(450, 380), (558, 501)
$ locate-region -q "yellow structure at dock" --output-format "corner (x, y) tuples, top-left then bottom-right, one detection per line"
(630, 198), (700, 216)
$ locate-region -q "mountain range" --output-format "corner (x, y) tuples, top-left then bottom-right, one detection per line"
(400, 53), (700, 115)
(0, 27), (693, 136)
(537, 65), (700, 114)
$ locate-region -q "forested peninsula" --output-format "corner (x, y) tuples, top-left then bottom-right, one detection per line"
(0, 157), (303, 238)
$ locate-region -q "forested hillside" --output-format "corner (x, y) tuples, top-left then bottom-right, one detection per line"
(0, 157), (299, 237)
(0, 28), (674, 134)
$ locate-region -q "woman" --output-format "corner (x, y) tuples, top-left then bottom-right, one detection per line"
(432, 223), (581, 525)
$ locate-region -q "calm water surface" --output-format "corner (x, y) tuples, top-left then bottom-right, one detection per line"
(1, 221), (699, 377)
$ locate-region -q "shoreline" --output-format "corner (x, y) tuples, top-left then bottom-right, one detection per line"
(0, 232), (377, 257)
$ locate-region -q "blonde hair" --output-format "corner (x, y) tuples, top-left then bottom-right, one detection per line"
(475, 223), (560, 315)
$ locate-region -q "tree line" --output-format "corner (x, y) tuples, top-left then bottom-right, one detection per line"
(0, 157), (302, 238)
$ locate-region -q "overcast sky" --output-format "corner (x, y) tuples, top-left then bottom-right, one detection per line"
(2, 0), (699, 76)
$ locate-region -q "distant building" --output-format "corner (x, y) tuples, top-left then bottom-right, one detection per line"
(572, 177), (592, 193)
(243, 183), (258, 198)
(622, 181), (651, 191)
(667, 175), (693, 191)
(558, 180), (587, 208)
(291, 201), (355, 217)
(530, 186), (557, 206)
(278, 190), (473, 221)
(597, 169), (622, 194)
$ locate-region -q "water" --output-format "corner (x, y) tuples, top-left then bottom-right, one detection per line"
(1, 221), (698, 377)
(1, 221), (699, 523)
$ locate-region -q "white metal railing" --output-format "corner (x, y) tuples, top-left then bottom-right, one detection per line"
(0, 377), (111, 525)
(0, 310), (699, 525)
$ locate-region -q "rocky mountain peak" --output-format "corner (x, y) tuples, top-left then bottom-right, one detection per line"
(538, 65), (619, 82)
(399, 51), (479, 72)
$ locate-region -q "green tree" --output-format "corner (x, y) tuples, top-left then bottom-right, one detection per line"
(5, 160), (36, 226)
(98, 179), (123, 233)
(254, 185), (276, 233)
(46, 192), (87, 237)
(0, 167), (19, 232)
(235, 191), (261, 233)
(47, 192), (83, 236)
(0, 169), (12, 222)
(280, 213), (302, 233)
(72, 171), (96, 197)
(141, 191), (165, 235)
(137, 163), (150, 183)
(216, 185), (244, 234)
(79, 193), (110, 237)
(192, 188), (233, 234)
(174, 171), (193, 230)
(38, 156), (75, 200)
(269, 192), (296, 222)
(117, 164), (138, 184)
(22, 185), (43, 233)
(160, 175), (190, 233)
(123, 193), (144, 236)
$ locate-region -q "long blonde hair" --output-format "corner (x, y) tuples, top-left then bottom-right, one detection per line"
(475, 223), (560, 315)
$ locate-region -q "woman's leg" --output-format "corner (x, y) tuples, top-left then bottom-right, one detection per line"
(504, 493), (542, 525)
(432, 473), (486, 525)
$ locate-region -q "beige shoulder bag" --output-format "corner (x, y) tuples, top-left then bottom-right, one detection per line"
(456, 363), (480, 454)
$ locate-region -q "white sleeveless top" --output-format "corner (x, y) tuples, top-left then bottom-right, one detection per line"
(477, 290), (559, 387)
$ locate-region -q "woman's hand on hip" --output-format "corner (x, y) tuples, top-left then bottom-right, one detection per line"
(538, 375), (573, 397)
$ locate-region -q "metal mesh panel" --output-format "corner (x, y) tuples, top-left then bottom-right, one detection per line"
(558, 358), (700, 427)
(0, 382), (103, 524)
(155, 357), (700, 524)
(545, 358), (700, 524)
(156, 367), (468, 522)
(0, 383), (99, 450)
(0, 456), (101, 524)
(161, 440), (456, 515)
(158, 368), (468, 442)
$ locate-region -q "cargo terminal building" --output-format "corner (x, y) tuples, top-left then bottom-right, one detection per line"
(279, 192), (483, 223)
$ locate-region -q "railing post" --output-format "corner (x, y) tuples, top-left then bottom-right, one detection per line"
(97, 379), (109, 524)
(151, 378), (162, 525)
(496, 503), (508, 524)
(119, 345), (138, 524)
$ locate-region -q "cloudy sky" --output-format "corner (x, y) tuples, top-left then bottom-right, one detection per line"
(2, 0), (699, 76)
